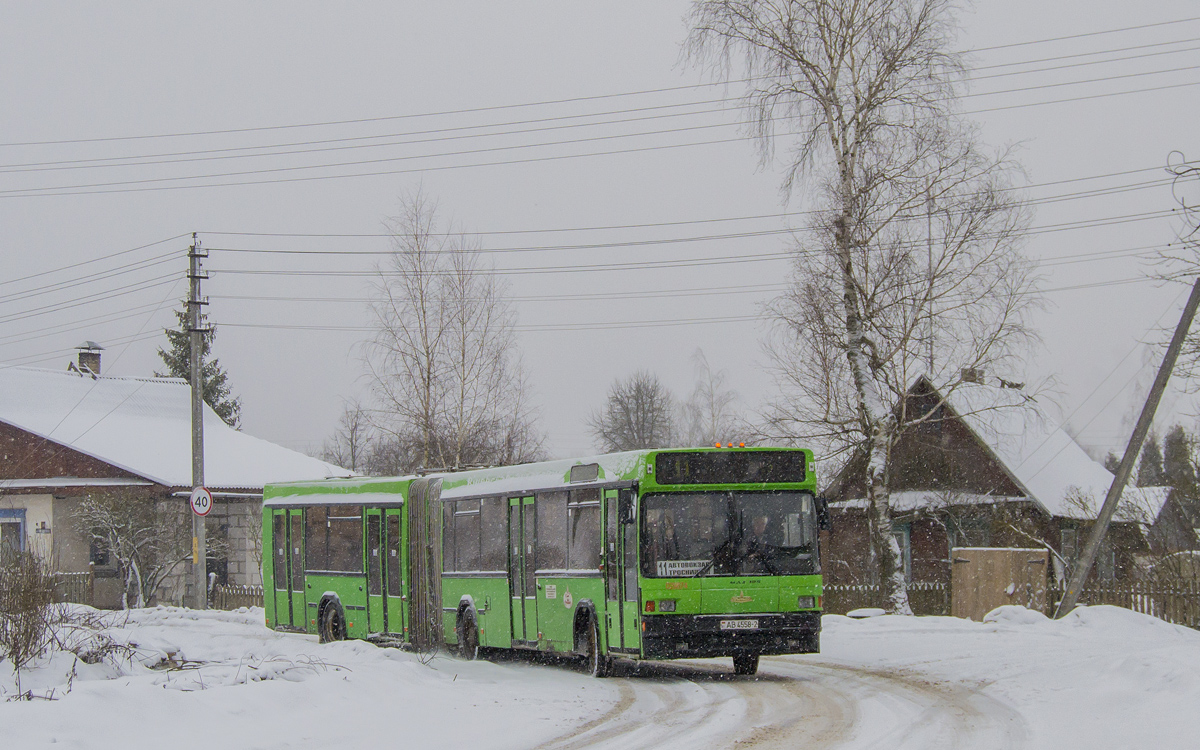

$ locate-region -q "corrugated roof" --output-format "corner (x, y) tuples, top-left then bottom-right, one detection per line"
(0, 366), (351, 490)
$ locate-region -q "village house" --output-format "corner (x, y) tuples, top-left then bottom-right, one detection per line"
(0, 347), (350, 607)
(822, 375), (1174, 611)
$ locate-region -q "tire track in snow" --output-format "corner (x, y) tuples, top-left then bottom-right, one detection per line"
(533, 655), (1027, 750)
(766, 657), (1029, 749)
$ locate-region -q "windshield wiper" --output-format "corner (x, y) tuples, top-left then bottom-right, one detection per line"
(692, 535), (737, 577)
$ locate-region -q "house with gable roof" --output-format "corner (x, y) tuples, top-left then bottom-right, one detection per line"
(0, 349), (351, 607)
(822, 375), (1173, 599)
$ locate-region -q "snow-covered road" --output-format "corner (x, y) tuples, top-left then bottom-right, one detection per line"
(2, 605), (1196, 749)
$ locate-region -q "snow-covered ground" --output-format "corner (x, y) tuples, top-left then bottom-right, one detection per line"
(2, 604), (1196, 749)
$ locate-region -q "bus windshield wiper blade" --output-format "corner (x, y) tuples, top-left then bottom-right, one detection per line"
(693, 535), (737, 577)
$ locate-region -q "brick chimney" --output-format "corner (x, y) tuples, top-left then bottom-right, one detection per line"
(75, 341), (104, 375)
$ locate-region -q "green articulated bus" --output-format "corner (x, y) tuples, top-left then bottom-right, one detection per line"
(262, 447), (828, 676)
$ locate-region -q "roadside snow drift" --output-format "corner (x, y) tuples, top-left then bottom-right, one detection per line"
(1, 604), (1197, 749)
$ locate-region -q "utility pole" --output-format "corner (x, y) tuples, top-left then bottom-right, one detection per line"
(1055, 277), (1200, 618)
(188, 233), (209, 610)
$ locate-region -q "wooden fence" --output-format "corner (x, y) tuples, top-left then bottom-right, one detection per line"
(1048, 582), (1200, 629)
(53, 570), (94, 605)
(210, 583), (264, 610)
(824, 581), (950, 616)
(826, 580), (1200, 629)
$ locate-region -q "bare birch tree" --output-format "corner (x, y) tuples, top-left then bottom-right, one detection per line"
(367, 191), (544, 472)
(688, 0), (1038, 612)
(589, 370), (678, 451)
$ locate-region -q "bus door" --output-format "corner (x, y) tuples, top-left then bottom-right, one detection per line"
(366, 509), (385, 633)
(604, 489), (641, 652)
(272, 509), (306, 630)
(508, 496), (537, 645)
(619, 490), (641, 652)
(384, 510), (405, 636)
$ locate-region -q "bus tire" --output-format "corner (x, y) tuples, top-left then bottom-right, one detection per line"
(456, 610), (480, 661)
(733, 653), (759, 676)
(318, 600), (346, 644)
(585, 615), (611, 678)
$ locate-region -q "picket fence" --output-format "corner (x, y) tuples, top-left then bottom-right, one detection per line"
(825, 580), (1200, 628)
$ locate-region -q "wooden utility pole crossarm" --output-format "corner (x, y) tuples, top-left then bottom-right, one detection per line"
(1055, 277), (1200, 618)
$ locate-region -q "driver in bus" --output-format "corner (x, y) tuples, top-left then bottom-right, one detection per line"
(739, 514), (773, 573)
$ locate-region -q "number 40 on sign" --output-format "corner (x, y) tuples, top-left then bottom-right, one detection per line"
(189, 486), (213, 517)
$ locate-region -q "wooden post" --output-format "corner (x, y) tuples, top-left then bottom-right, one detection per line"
(1055, 278), (1200, 618)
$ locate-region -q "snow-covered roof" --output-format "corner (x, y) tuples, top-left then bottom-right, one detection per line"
(0, 366), (351, 490)
(836, 379), (1171, 522)
(942, 382), (1170, 521)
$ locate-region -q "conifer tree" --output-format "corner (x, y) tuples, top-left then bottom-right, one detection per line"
(156, 305), (242, 428)
(1136, 433), (1165, 487)
(1162, 425), (1197, 497)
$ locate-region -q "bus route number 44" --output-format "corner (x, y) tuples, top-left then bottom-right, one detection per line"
(189, 487), (213, 517)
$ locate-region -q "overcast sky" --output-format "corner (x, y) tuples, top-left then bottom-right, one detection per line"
(2, 1), (1199, 464)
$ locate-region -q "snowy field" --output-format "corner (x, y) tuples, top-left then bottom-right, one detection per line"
(2, 604), (1196, 749)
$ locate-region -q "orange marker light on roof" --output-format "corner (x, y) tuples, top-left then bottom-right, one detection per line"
(715, 442), (721, 448)
(739, 442), (745, 448)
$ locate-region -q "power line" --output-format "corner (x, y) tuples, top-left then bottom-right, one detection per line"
(2, 14), (1195, 150)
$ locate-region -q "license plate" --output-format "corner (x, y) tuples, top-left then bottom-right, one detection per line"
(719, 619), (759, 631)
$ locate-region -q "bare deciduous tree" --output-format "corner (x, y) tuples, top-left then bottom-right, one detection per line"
(680, 349), (743, 447)
(75, 493), (225, 609)
(589, 370), (678, 452)
(367, 191), (544, 472)
(689, 0), (1039, 613)
(320, 400), (373, 473)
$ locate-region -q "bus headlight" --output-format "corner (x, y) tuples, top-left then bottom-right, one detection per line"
(658, 599), (677, 613)
(797, 595), (815, 609)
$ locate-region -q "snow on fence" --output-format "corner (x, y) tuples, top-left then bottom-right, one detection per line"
(1048, 582), (1200, 629)
(827, 580), (1200, 628)
(210, 583), (264, 610)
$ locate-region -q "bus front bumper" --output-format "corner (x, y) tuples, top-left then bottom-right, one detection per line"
(641, 611), (820, 659)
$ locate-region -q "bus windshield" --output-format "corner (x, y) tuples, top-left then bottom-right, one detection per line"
(640, 491), (818, 577)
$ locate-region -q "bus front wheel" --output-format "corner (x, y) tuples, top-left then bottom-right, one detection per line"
(319, 601), (346, 644)
(733, 653), (759, 676)
(586, 616), (611, 678)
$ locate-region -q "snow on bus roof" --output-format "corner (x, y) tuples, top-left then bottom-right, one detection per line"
(438, 451), (645, 500)
(0, 366), (350, 490)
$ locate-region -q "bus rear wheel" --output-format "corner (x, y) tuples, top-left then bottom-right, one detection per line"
(319, 601), (346, 644)
(585, 616), (611, 678)
(456, 611), (480, 661)
(733, 653), (759, 676)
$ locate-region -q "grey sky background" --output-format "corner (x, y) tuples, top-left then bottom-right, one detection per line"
(2, 1), (1198, 463)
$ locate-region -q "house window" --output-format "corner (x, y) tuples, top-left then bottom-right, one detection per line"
(948, 515), (990, 550)
(0, 509), (26, 561)
(892, 522), (912, 583)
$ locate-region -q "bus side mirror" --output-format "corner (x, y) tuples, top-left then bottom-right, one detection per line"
(816, 496), (831, 531)
(618, 492), (635, 524)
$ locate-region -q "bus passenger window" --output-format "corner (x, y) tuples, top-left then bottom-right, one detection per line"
(536, 491), (567, 571)
(568, 488), (601, 570)
(456, 500), (481, 571)
(305, 506), (329, 571)
(326, 505), (363, 573)
(442, 501), (456, 573)
(480, 497), (506, 571)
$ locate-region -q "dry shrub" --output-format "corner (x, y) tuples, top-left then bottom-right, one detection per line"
(0, 551), (56, 698)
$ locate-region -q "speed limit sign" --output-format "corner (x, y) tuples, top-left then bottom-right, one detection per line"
(189, 486), (213, 517)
